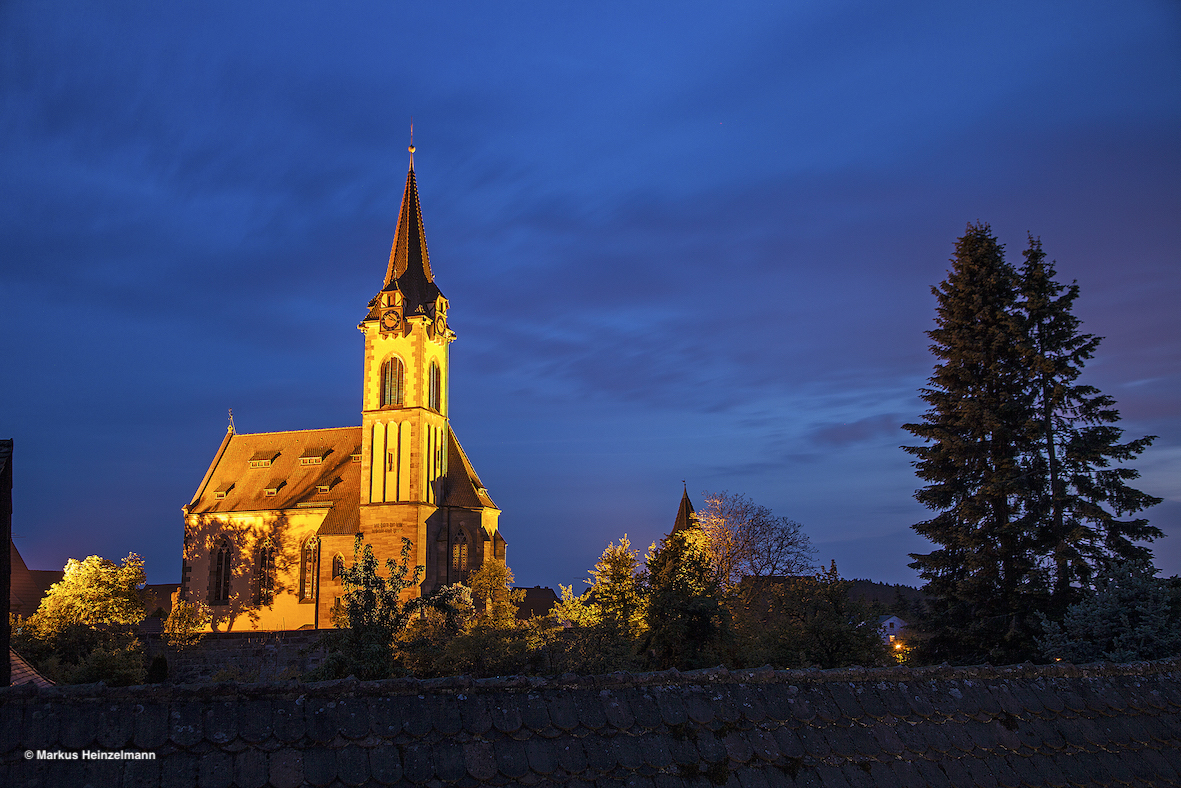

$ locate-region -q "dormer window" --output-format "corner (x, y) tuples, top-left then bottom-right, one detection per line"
(350, 448), (362, 463)
(213, 482), (235, 500)
(315, 476), (340, 495)
(249, 450), (280, 469)
(299, 447), (331, 466)
(263, 479), (286, 497)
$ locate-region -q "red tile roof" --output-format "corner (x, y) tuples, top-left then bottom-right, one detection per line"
(187, 427), (362, 538)
(9, 648), (53, 687)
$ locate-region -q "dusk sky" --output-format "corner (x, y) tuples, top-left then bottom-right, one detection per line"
(3, 1), (1179, 588)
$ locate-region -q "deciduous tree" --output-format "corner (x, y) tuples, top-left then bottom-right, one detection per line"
(699, 491), (813, 595)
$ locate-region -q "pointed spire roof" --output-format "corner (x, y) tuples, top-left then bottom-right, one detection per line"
(672, 485), (699, 534)
(369, 149), (443, 319)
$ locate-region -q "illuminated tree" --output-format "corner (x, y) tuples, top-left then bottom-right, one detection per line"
(14, 553), (147, 685)
(640, 529), (728, 669)
(698, 491), (813, 594)
(312, 534), (423, 680)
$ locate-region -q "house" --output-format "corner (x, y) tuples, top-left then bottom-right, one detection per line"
(877, 614), (908, 644)
(181, 147), (505, 631)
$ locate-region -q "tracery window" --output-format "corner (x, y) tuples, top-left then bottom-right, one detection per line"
(428, 360), (441, 412)
(452, 529), (468, 575)
(212, 539), (233, 605)
(255, 541), (276, 605)
(381, 357), (405, 407)
(300, 538), (318, 602)
(332, 554), (344, 581)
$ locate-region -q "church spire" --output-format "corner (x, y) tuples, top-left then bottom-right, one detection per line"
(376, 141), (443, 317)
(672, 485), (699, 534)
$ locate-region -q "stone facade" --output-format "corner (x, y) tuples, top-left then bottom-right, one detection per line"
(3, 659), (1181, 787)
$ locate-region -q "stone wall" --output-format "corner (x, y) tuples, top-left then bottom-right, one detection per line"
(2, 660), (1180, 787)
(147, 630), (326, 684)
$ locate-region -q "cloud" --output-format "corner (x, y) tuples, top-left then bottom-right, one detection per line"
(809, 414), (902, 448)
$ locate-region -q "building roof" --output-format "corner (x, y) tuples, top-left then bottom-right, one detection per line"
(8, 540), (63, 617)
(442, 427), (498, 511)
(8, 647), (53, 687)
(672, 486), (698, 533)
(514, 585), (559, 619)
(186, 427), (362, 538)
(367, 160), (443, 322)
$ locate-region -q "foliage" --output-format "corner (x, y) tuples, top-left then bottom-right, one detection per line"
(553, 584), (602, 628)
(29, 553), (146, 635)
(309, 534), (423, 680)
(1038, 562), (1181, 663)
(699, 491), (814, 595)
(1018, 237), (1162, 612)
(163, 600), (210, 649)
(586, 535), (646, 637)
(548, 537), (647, 675)
(13, 553), (147, 685)
(903, 224), (1160, 665)
(640, 529), (729, 670)
(466, 558), (525, 626)
(732, 562), (889, 669)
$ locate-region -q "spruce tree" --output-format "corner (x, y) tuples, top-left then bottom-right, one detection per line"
(1017, 237), (1161, 613)
(905, 224), (1163, 665)
(904, 223), (1044, 664)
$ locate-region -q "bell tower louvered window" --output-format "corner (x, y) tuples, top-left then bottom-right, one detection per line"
(381, 357), (404, 407)
(428, 360), (441, 412)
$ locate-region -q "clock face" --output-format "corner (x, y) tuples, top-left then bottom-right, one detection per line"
(434, 315), (446, 334)
(380, 310), (401, 331)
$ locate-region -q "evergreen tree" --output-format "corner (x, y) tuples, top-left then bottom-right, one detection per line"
(1038, 561), (1181, 663)
(903, 223), (1045, 664)
(1017, 237), (1161, 612)
(640, 529), (728, 670)
(905, 224), (1163, 665)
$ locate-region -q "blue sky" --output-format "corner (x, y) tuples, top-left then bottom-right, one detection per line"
(3, 1), (1179, 587)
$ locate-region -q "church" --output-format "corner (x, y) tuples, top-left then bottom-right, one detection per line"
(180, 148), (505, 631)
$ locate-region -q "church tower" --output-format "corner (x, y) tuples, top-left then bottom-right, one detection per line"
(356, 145), (504, 596)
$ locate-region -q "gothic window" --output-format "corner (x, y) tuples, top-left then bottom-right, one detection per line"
(428, 360), (441, 412)
(452, 529), (468, 575)
(212, 540), (233, 605)
(381, 357), (404, 407)
(255, 541), (276, 605)
(300, 538), (318, 602)
(332, 554), (344, 581)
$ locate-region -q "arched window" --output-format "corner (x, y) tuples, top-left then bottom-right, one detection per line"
(300, 538), (318, 601)
(381, 357), (404, 407)
(212, 539), (233, 605)
(255, 541), (276, 605)
(452, 529), (468, 575)
(428, 360), (441, 412)
(332, 554), (345, 581)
